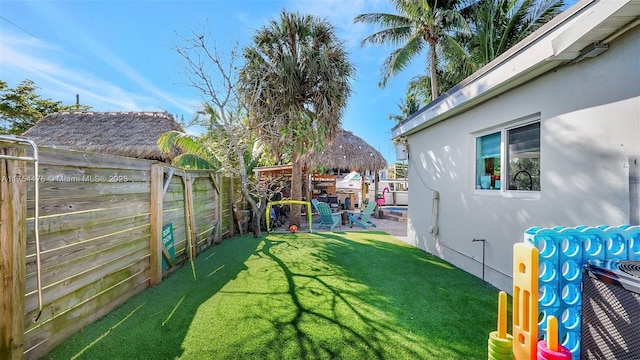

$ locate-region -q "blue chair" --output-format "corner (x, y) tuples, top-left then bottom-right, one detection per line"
(315, 202), (342, 231)
(348, 201), (377, 229)
(311, 198), (321, 213)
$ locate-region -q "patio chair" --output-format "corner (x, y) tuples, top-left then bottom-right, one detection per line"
(316, 201), (342, 231)
(348, 201), (377, 229)
(311, 198), (320, 213)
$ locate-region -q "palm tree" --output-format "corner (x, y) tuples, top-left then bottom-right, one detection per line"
(240, 10), (354, 226)
(388, 91), (422, 124)
(354, 0), (470, 101)
(408, 0), (565, 96)
(467, 0), (564, 66)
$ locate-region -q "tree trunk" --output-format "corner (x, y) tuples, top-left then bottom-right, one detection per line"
(252, 195), (267, 238)
(289, 154), (303, 227)
(429, 42), (439, 101)
(235, 169), (262, 238)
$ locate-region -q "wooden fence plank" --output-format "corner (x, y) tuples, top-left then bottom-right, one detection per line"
(149, 164), (163, 285)
(23, 268), (149, 359)
(25, 213), (149, 257)
(25, 222), (150, 285)
(0, 147), (27, 360)
(25, 205), (150, 239)
(27, 181), (149, 199)
(27, 164), (151, 183)
(24, 244), (149, 315)
(37, 146), (153, 170)
(27, 194), (150, 217)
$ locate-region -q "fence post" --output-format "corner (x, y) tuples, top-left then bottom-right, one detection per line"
(215, 172), (223, 243)
(208, 173), (221, 244)
(228, 176), (235, 236)
(184, 173), (197, 258)
(149, 164), (163, 286)
(0, 148), (27, 360)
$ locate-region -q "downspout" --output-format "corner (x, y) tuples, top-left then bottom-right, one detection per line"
(0, 135), (42, 321)
(630, 156), (639, 225)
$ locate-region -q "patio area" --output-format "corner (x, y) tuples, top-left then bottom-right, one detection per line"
(270, 212), (408, 239)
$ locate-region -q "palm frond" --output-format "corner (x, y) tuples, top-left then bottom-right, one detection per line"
(354, 12), (414, 30)
(157, 130), (220, 169)
(171, 154), (218, 170)
(359, 25), (414, 47)
(380, 35), (425, 87)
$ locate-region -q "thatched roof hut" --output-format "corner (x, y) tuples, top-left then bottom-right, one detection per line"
(23, 111), (184, 161)
(301, 129), (387, 172)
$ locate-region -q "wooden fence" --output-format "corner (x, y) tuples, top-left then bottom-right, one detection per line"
(0, 142), (235, 359)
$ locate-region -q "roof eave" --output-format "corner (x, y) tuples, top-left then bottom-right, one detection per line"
(392, 60), (562, 138)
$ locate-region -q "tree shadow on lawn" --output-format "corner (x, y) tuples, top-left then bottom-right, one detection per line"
(45, 232), (500, 360)
(196, 232), (500, 359)
(311, 231), (501, 359)
(44, 236), (265, 360)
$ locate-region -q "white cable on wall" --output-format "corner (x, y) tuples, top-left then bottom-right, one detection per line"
(407, 143), (440, 237)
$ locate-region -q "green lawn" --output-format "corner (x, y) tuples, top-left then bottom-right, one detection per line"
(46, 231), (501, 359)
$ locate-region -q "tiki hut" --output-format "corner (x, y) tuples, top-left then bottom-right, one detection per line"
(300, 129), (387, 209)
(301, 129), (387, 172)
(23, 111), (183, 161)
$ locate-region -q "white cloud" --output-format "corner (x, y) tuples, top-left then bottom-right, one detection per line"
(0, 30), (197, 115)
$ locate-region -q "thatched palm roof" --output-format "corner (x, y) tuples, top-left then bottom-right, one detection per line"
(301, 129), (387, 171)
(23, 111), (184, 161)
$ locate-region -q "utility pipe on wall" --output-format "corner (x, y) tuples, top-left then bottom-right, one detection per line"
(472, 238), (486, 284)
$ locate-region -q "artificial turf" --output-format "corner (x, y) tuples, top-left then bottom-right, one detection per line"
(45, 231), (502, 359)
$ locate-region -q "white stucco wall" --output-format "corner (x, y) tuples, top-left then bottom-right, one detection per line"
(404, 27), (640, 293)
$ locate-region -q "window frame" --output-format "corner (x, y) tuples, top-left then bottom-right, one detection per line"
(472, 115), (541, 199)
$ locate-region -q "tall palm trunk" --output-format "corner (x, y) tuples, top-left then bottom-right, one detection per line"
(289, 154), (303, 227)
(429, 41), (439, 101)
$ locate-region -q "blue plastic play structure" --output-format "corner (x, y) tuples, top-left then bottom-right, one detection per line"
(525, 225), (640, 359)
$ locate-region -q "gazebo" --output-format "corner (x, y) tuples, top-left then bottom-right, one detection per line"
(301, 129), (387, 173)
(300, 129), (387, 208)
(254, 129), (387, 208)
(23, 111), (184, 162)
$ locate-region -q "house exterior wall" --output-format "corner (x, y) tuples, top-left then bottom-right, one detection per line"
(404, 27), (640, 292)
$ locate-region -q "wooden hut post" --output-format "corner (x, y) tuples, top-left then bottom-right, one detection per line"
(0, 147), (27, 360)
(374, 171), (381, 217)
(149, 164), (163, 285)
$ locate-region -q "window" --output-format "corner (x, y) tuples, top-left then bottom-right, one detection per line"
(508, 122), (540, 191)
(475, 121), (540, 192)
(476, 132), (501, 190)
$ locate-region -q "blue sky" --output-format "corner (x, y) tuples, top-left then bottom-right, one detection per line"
(0, 0), (426, 164)
(0, 1), (577, 164)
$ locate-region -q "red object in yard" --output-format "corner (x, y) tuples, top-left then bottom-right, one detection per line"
(289, 225), (297, 233)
